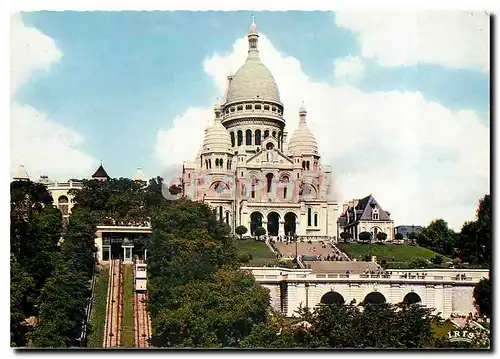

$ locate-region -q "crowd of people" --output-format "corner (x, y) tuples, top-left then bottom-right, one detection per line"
(102, 216), (151, 227)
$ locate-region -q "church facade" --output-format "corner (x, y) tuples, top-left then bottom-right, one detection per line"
(182, 21), (340, 239)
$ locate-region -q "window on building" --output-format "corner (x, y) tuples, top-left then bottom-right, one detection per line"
(266, 173), (273, 193)
(237, 105), (243, 111)
(307, 208), (312, 226)
(230, 132), (235, 147)
(220, 159), (224, 168)
(246, 129), (252, 145)
(272, 131), (276, 138)
(255, 129), (261, 145)
(219, 206), (223, 222)
(208, 159), (212, 169)
(255, 104), (261, 110)
(314, 213), (318, 227)
(246, 104), (252, 110)
(306, 161), (310, 171)
(264, 130), (269, 138)
(373, 213), (379, 220)
(284, 187), (288, 199)
(237, 130), (243, 146)
(251, 181), (256, 199)
(225, 211), (230, 225)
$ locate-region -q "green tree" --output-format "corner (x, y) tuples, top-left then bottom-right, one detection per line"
(10, 255), (35, 347)
(254, 226), (266, 240)
(408, 257), (429, 269)
(340, 232), (352, 241)
(421, 219), (456, 256)
(473, 278), (491, 318)
(152, 268), (270, 347)
(394, 232), (404, 240)
(235, 225), (248, 239)
(358, 231), (372, 242)
(376, 232), (388, 241)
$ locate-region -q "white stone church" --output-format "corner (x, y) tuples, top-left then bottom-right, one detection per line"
(182, 20), (340, 240)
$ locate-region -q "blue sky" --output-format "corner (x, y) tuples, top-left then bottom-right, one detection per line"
(11, 11), (490, 229)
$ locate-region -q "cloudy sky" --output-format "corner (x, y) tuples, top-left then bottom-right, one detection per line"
(10, 11), (490, 230)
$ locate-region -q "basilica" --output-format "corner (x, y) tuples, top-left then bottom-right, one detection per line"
(182, 20), (340, 240)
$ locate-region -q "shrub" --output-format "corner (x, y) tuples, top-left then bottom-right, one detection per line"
(359, 231), (372, 242)
(431, 255), (443, 265)
(376, 232), (388, 241)
(254, 227), (266, 239)
(395, 233), (404, 240)
(235, 225), (248, 239)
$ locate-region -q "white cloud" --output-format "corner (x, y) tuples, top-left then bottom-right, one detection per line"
(155, 31), (489, 230)
(10, 13), (96, 181)
(333, 56), (365, 81)
(335, 11), (490, 73)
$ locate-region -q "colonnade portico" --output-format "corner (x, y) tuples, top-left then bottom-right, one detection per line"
(245, 209), (300, 237)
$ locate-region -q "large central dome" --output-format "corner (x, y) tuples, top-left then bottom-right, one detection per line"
(226, 57), (280, 103)
(225, 20), (281, 104)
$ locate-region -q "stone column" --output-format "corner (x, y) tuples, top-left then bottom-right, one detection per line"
(279, 220), (285, 238)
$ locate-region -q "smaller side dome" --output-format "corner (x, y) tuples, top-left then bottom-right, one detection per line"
(13, 165), (29, 181)
(202, 104), (232, 154)
(287, 105), (319, 157)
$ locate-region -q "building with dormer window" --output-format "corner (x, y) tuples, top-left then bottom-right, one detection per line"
(337, 194), (394, 241)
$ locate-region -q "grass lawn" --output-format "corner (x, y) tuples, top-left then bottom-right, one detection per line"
(121, 264), (134, 348)
(87, 268), (109, 348)
(234, 239), (279, 266)
(337, 243), (452, 263)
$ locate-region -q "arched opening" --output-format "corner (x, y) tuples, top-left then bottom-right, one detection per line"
(266, 142), (274, 150)
(220, 159), (224, 168)
(314, 213), (318, 227)
(302, 161), (306, 170)
(267, 212), (280, 236)
(306, 161), (310, 170)
(284, 212), (297, 236)
(237, 130), (243, 146)
(363, 292), (386, 305)
(307, 207), (312, 226)
(215, 159), (219, 167)
(58, 195), (69, 216)
(230, 132), (235, 147)
(281, 176), (289, 199)
(272, 131), (276, 138)
(264, 130), (269, 139)
(320, 291), (345, 305)
(251, 177), (257, 199)
(266, 173), (273, 193)
(250, 212), (263, 235)
(246, 129), (252, 145)
(403, 292), (422, 305)
(255, 129), (262, 145)
(225, 211), (230, 226)
(205, 159), (208, 169)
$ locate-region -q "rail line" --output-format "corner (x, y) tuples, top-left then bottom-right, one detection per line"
(103, 259), (123, 348)
(134, 292), (151, 348)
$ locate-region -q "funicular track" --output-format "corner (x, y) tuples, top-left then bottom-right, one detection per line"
(134, 291), (151, 348)
(103, 259), (123, 348)
(134, 259), (152, 348)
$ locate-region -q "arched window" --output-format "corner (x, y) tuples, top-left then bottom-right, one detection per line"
(307, 207), (312, 226)
(264, 130), (269, 139)
(251, 179), (256, 199)
(215, 159), (219, 167)
(272, 131), (276, 138)
(237, 130), (243, 146)
(246, 129), (252, 145)
(230, 132), (235, 147)
(255, 129), (262, 145)
(208, 159), (212, 169)
(220, 159), (224, 168)
(205, 159), (208, 169)
(314, 213), (318, 227)
(302, 161), (306, 170)
(225, 211), (230, 225)
(266, 173), (273, 193)
(284, 187), (288, 199)
(219, 206), (223, 222)
(306, 161), (310, 171)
